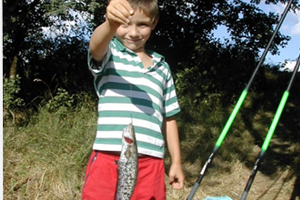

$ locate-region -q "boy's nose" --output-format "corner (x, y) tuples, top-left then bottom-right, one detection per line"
(128, 25), (139, 37)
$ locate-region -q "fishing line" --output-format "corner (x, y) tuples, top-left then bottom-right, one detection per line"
(130, 83), (133, 124)
(186, 1), (293, 199)
(240, 53), (300, 200)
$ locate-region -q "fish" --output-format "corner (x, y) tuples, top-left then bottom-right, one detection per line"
(115, 123), (138, 200)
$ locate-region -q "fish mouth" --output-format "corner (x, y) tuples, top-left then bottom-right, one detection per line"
(124, 136), (133, 144)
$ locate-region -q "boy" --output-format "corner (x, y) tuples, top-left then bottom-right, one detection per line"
(82, 0), (184, 199)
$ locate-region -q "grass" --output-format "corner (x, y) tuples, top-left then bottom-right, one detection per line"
(3, 101), (96, 199)
(3, 89), (300, 200)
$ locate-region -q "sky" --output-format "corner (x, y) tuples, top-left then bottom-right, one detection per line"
(258, 2), (300, 63)
(214, 1), (300, 71)
(258, 1), (300, 71)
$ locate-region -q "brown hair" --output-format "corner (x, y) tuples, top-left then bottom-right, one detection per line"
(126, 0), (159, 21)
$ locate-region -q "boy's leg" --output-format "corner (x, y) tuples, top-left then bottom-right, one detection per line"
(131, 157), (166, 200)
(81, 151), (119, 200)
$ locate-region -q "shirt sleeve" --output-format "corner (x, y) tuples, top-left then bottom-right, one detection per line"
(87, 43), (112, 97)
(87, 45), (112, 77)
(163, 70), (181, 118)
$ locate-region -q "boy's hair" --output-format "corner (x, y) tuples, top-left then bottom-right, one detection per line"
(108, 0), (159, 20)
(127, 0), (159, 20)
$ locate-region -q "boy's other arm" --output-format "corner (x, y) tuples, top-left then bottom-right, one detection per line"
(89, 0), (134, 62)
(163, 116), (185, 189)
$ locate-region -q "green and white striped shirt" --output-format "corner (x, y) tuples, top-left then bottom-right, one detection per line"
(88, 38), (180, 158)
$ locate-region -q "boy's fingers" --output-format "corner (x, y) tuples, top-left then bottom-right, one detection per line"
(117, 0), (134, 15)
(107, 0), (134, 24)
(170, 177), (184, 190)
(106, 10), (129, 25)
(169, 173), (184, 190)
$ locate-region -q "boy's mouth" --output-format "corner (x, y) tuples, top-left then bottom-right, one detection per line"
(125, 38), (141, 43)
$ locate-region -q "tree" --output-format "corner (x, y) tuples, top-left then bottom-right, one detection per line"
(3, 0), (100, 103)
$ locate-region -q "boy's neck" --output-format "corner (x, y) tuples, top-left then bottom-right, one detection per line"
(136, 51), (153, 69)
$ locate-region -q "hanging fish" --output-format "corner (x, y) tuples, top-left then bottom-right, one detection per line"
(115, 123), (138, 200)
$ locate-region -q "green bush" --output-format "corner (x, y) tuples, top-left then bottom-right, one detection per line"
(45, 88), (74, 116)
(3, 75), (25, 110)
(3, 75), (25, 124)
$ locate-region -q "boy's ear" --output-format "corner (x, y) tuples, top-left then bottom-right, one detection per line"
(151, 18), (159, 30)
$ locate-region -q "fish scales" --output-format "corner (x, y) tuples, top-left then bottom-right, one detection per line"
(115, 123), (138, 200)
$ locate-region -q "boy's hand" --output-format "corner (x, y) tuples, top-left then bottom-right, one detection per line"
(169, 163), (185, 190)
(106, 0), (134, 27)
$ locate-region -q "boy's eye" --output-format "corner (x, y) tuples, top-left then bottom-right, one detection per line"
(139, 23), (150, 27)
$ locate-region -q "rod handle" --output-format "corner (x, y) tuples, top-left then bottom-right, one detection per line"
(240, 191), (248, 200)
(186, 182), (199, 200)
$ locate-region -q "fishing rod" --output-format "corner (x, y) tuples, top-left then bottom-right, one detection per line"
(240, 54), (300, 200)
(186, 1), (293, 199)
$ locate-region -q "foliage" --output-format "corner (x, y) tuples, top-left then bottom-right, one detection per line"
(3, 75), (26, 124)
(147, 0), (297, 71)
(175, 37), (263, 107)
(3, 0), (52, 75)
(45, 88), (74, 113)
(3, 75), (25, 110)
(3, 0), (95, 105)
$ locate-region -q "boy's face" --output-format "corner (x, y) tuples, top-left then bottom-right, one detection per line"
(115, 9), (158, 53)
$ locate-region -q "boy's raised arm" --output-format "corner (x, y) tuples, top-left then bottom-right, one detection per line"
(89, 0), (134, 62)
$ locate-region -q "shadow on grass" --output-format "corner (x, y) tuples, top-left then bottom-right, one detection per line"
(239, 74), (300, 199)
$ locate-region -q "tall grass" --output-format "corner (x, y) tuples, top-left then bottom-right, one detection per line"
(3, 97), (97, 199)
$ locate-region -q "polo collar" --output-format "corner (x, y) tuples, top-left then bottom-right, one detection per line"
(112, 37), (127, 52)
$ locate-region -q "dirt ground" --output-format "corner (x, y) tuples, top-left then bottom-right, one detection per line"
(166, 160), (299, 200)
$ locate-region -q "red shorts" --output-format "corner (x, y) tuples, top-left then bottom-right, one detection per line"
(81, 151), (166, 200)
